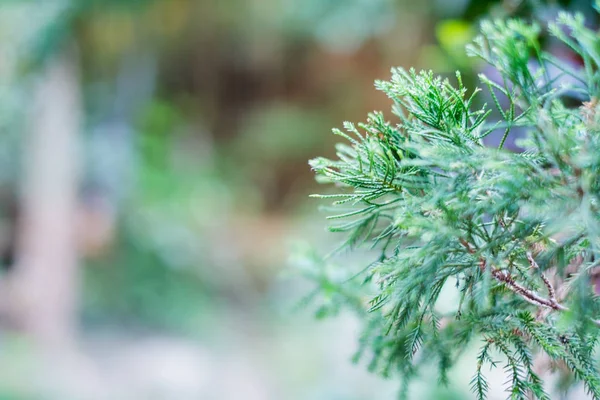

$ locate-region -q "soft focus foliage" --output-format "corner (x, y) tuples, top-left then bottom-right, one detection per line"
(0, 0), (598, 399)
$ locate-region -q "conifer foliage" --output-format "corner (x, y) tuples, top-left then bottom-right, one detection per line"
(309, 11), (600, 399)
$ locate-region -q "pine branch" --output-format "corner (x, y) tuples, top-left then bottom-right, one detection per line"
(307, 9), (600, 400)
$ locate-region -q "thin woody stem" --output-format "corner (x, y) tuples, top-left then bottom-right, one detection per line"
(526, 252), (556, 302)
(460, 239), (600, 327)
(490, 268), (566, 311)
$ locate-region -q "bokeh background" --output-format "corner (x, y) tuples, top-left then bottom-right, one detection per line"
(0, 1), (597, 399)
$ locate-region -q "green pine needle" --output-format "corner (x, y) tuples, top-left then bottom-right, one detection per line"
(307, 10), (600, 400)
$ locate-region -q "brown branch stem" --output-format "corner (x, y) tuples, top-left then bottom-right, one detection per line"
(459, 238), (600, 328)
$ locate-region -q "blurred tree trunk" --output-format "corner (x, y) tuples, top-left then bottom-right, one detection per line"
(9, 46), (81, 347)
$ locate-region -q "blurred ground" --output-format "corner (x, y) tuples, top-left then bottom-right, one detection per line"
(0, 1), (597, 399)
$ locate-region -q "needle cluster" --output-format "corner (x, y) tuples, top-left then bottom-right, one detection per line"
(309, 11), (600, 399)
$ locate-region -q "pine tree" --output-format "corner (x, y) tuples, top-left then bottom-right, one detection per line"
(309, 11), (600, 399)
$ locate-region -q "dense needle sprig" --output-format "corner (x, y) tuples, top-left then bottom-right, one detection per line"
(308, 11), (600, 399)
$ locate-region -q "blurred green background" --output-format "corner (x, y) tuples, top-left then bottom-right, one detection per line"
(0, 0), (596, 399)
